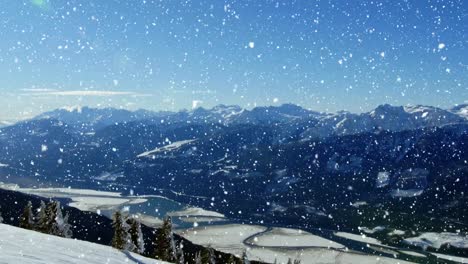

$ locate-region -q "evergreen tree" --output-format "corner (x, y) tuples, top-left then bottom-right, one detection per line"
(176, 241), (185, 264)
(111, 211), (134, 251)
(242, 250), (250, 264)
(58, 212), (73, 238)
(227, 254), (237, 264)
(35, 201), (48, 233)
(200, 247), (211, 264)
(154, 216), (176, 262)
(208, 247), (216, 264)
(287, 258), (293, 264)
(194, 252), (202, 264)
(44, 200), (59, 234)
(19, 201), (35, 230)
(128, 216), (145, 254)
(0, 210), (3, 223)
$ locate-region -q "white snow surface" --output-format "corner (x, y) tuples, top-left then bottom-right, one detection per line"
(432, 253), (468, 263)
(0, 224), (170, 264)
(137, 139), (196, 157)
(168, 207), (225, 218)
(247, 227), (344, 249)
(179, 224), (267, 256)
(334, 232), (384, 246)
(403, 232), (468, 249)
(390, 189), (424, 198)
(0, 185), (147, 212)
(247, 246), (416, 264)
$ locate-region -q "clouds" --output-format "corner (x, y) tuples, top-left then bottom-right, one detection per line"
(21, 89), (152, 97)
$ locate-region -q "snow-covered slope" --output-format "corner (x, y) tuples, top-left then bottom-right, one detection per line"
(450, 104), (468, 119)
(137, 139), (197, 158)
(300, 104), (465, 139)
(0, 224), (170, 264)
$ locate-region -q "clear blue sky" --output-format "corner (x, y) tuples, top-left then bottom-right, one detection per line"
(0, 0), (466, 120)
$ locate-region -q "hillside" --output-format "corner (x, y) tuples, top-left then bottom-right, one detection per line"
(0, 223), (171, 264)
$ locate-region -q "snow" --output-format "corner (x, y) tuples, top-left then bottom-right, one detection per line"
(432, 253), (468, 263)
(179, 224), (266, 256)
(403, 232), (468, 250)
(376, 172), (390, 188)
(350, 201), (368, 208)
(179, 224), (414, 263)
(388, 230), (406, 236)
(398, 250), (426, 258)
(168, 207), (225, 218)
(134, 213), (164, 228)
(68, 197), (146, 211)
(0, 224), (170, 264)
(0, 163), (9, 167)
(8, 187), (122, 197)
(0, 186), (147, 213)
(137, 139), (196, 157)
(390, 189), (424, 198)
(92, 171), (125, 181)
(247, 227), (344, 249)
(247, 247), (416, 264)
(359, 226), (386, 234)
(334, 232), (384, 246)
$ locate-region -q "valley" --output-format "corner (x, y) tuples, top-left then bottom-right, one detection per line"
(0, 103), (467, 263)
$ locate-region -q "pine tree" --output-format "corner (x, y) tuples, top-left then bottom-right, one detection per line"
(19, 201), (35, 230)
(208, 247), (216, 264)
(227, 254), (236, 264)
(176, 241), (185, 264)
(111, 211), (134, 251)
(44, 200), (59, 234)
(194, 252), (202, 264)
(0, 210), (3, 223)
(154, 216), (176, 262)
(242, 250), (250, 264)
(128, 216), (145, 254)
(287, 258), (293, 264)
(59, 212), (73, 238)
(201, 247), (210, 264)
(35, 201), (48, 233)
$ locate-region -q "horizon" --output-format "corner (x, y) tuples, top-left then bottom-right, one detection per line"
(3, 100), (467, 122)
(1, 1), (467, 121)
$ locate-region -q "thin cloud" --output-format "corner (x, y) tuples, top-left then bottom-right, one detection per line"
(20, 88), (57, 92)
(22, 90), (152, 97)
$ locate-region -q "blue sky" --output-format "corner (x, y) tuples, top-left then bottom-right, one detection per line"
(0, 0), (466, 120)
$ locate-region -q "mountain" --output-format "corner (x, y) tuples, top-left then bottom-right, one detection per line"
(32, 103), (466, 138)
(0, 223), (169, 264)
(0, 120), (14, 128)
(34, 106), (158, 131)
(0, 103), (466, 241)
(232, 103), (325, 125)
(123, 123), (467, 233)
(300, 104), (466, 139)
(450, 104), (468, 119)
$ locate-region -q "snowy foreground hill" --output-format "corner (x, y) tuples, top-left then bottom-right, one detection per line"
(0, 223), (171, 264)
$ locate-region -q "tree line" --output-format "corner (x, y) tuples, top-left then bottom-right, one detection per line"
(4, 200), (301, 264)
(110, 210), (301, 264)
(18, 200), (72, 238)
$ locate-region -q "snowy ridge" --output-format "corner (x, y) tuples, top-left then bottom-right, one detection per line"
(31, 103), (467, 138)
(137, 139), (196, 157)
(0, 224), (171, 264)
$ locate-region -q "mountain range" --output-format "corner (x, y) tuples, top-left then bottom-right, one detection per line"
(0, 103), (466, 249)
